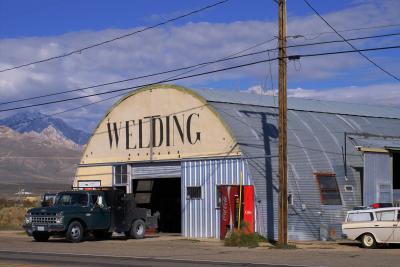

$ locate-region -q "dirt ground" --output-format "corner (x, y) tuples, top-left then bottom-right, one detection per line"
(0, 231), (399, 267)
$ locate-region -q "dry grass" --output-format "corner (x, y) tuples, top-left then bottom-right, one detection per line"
(0, 206), (28, 230)
(0, 198), (37, 230)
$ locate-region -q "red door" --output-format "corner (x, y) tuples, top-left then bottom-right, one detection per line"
(243, 186), (255, 233)
(219, 186), (239, 239)
(219, 185), (255, 238)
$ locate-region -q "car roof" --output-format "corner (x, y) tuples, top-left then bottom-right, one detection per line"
(58, 190), (103, 194)
(347, 207), (400, 213)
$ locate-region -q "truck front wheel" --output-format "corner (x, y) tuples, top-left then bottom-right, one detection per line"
(129, 219), (145, 239)
(33, 232), (49, 242)
(66, 221), (84, 243)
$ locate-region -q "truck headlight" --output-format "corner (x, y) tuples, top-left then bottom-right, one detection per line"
(25, 215), (32, 224)
(55, 212), (63, 224)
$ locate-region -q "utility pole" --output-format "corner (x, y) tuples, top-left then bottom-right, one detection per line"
(278, 0), (288, 246)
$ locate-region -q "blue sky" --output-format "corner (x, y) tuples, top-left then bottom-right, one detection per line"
(0, 0), (354, 38)
(0, 0), (399, 131)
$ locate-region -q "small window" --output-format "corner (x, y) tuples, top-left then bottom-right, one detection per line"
(187, 186), (201, 199)
(132, 180), (154, 204)
(316, 173), (342, 205)
(288, 193), (293, 205)
(347, 212), (373, 222)
(114, 165), (128, 185)
(376, 210), (396, 221)
(344, 185), (354, 192)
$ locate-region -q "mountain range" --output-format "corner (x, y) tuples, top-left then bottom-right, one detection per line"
(0, 112), (91, 196)
(0, 111), (90, 146)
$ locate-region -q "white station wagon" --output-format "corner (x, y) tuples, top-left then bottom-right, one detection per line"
(342, 206), (400, 248)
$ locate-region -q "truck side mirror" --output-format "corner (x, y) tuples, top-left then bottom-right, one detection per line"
(96, 196), (105, 209)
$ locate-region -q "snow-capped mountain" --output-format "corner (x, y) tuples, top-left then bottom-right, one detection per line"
(0, 111), (90, 146)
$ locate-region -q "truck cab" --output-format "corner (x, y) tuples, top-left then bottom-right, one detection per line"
(23, 189), (149, 242)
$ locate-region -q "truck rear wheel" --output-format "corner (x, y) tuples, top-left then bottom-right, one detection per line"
(33, 232), (49, 242)
(129, 219), (145, 239)
(66, 221), (84, 243)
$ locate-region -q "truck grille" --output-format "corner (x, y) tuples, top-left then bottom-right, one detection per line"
(32, 216), (57, 224)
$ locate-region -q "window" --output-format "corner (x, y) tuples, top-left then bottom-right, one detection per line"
(344, 185), (354, 192)
(288, 193), (293, 205)
(316, 173), (342, 205)
(132, 180), (154, 204)
(114, 165), (128, 185)
(376, 210), (396, 221)
(56, 193), (88, 206)
(347, 212), (373, 222)
(187, 186), (201, 199)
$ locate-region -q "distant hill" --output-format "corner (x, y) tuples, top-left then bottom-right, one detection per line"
(0, 126), (81, 197)
(0, 111), (90, 146)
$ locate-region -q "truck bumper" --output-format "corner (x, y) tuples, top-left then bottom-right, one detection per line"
(23, 224), (66, 236)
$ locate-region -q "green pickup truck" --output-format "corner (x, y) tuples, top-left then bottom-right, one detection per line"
(23, 189), (150, 242)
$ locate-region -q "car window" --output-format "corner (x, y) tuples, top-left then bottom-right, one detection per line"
(56, 193), (88, 206)
(91, 194), (98, 205)
(376, 210), (396, 221)
(347, 212), (373, 222)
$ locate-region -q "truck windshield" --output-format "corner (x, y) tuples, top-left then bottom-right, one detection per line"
(55, 193), (88, 206)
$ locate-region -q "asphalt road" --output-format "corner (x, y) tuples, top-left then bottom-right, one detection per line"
(0, 231), (399, 267)
(0, 250), (305, 267)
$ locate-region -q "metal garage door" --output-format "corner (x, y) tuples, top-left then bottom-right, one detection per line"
(131, 162), (181, 179)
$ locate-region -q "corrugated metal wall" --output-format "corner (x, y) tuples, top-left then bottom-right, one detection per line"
(181, 158), (251, 238)
(364, 152), (392, 206)
(209, 102), (400, 240)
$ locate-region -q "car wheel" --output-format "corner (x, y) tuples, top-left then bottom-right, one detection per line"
(66, 221), (84, 243)
(32, 232), (50, 242)
(130, 219), (145, 239)
(361, 233), (376, 248)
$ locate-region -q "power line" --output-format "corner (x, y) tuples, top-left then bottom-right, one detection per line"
(4, 38), (281, 129)
(0, 38), (278, 106)
(2, 31), (400, 107)
(290, 22), (400, 40)
(0, 0), (231, 73)
(303, 0), (400, 82)
(1, 43), (400, 113)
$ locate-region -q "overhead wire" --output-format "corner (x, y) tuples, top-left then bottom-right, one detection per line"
(303, 0), (400, 82)
(1, 43), (400, 113)
(2, 31), (400, 107)
(3, 37), (280, 129)
(0, 0), (231, 73)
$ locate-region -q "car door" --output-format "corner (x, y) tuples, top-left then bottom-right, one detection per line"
(373, 210), (396, 243)
(89, 193), (111, 230)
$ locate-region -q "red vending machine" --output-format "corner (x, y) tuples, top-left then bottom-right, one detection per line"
(218, 185), (254, 239)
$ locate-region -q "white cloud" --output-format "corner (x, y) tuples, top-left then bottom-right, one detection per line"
(287, 83), (400, 107)
(243, 83), (400, 108)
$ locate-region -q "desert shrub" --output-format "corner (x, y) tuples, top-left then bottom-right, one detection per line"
(224, 223), (265, 248)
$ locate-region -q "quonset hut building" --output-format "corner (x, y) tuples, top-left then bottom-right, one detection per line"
(74, 84), (400, 241)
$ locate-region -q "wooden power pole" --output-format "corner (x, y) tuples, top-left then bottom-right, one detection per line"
(278, 0), (288, 246)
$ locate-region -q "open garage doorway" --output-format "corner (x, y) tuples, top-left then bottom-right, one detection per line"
(131, 178), (181, 233)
